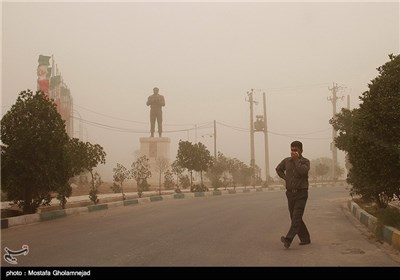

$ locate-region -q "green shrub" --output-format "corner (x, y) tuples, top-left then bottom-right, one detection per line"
(375, 206), (400, 230)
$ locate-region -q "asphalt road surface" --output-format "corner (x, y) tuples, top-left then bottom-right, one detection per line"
(1, 185), (399, 267)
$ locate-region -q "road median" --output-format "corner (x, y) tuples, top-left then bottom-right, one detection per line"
(1, 183), (340, 229)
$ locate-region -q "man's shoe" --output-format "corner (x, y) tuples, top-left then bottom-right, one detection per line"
(299, 240), (311, 245)
(280, 236), (291, 249)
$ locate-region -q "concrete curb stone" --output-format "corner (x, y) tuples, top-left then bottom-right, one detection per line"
(348, 200), (400, 251)
(7, 214), (40, 228)
(64, 207), (89, 216)
(123, 199), (139, 206)
(40, 209), (66, 221)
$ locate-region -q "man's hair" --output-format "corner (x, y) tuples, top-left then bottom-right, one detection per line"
(291, 140), (303, 151)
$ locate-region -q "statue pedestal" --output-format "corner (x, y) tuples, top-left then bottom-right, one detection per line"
(139, 137), (171, 187)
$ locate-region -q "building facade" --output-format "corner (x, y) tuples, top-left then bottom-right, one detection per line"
(37, 55), (73, 137)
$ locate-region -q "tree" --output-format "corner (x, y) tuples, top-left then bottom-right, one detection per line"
(163, 169), (175, 190)
(56, 183), (72, 209)
(132, 155), (152, 198)
(1, 90), (69, 214)
(315, 163), (329, 181)
(65, 140), (106, 205)
(179, 175), (190, 190)
(84, 143), (106, 182)
(239, 164), (253, 188)
(171, 159), (185, 190)
(330, 54), (400, 208)
(254, 164), (262, 186)
(1, 90), (107, 213)
(309, 157), (343, 182)
(176, 141), (198, 188)
(193, 142), (213, 186)
(176, 140), (213, 190)
(61, 137), (106, 203)
(89, 172), (102, 205)
(228, 158), (252, 187)
(220, 158), (253, 188)
(76, 142), (106, 204)
(112, 163), (131, 200)
(155, 157), (170, 195)
(206, 152), (230, 190)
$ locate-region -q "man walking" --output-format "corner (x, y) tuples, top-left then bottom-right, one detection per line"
(276, 140), (311, 249)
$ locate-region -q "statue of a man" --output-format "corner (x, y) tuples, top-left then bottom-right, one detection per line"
(146, 87), (165, 137)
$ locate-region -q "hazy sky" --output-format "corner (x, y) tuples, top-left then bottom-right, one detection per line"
(2, 1), (399, 181)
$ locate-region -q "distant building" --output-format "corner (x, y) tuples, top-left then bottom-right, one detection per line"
(36, 55), (51, 95)
(37, 55), (73, 137)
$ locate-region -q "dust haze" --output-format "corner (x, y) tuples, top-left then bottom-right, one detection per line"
(2, 1), (399, 181)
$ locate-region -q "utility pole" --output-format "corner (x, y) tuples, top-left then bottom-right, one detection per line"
(213, 120), (217, 159)
(328, 82), (343, 181)
(347, 94), (350, 109)
(246, 89), (257, 186)
(345, 94), (351, 176)
(263, 92), (270, 184)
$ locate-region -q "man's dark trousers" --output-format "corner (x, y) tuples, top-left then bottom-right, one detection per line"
(285, 190), (310, 242)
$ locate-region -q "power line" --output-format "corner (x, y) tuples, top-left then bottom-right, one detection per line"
(276, 128), (331, 136)
(72, 116), (213, 134)
(73, 102), (331, 139)
(74, 104), (147, 124)
(74, 103), (211, 127)
(217, 121), (249, 132)
(254, 83), (330, 93)
(217, 121), (331, 139)
(268, 131), (331, 140)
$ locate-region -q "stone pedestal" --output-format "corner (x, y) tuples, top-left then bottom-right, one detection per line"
(139, 137), (171, 187)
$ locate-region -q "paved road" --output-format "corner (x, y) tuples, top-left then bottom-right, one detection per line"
(1, 185), (399, 266)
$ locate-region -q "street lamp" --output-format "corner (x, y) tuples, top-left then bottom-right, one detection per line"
(201, 133), (216, 159)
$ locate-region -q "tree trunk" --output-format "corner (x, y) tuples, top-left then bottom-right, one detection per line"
(121, 181), (125, 200)
(374, 193), (385, 209)
(90, 170), (94, 189)
(159, 171), (162, 195)
(23, 187), (33, 214)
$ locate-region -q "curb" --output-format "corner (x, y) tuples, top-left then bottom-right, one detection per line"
(347, 200), (400, 251)
(1, 183), (339, 229)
